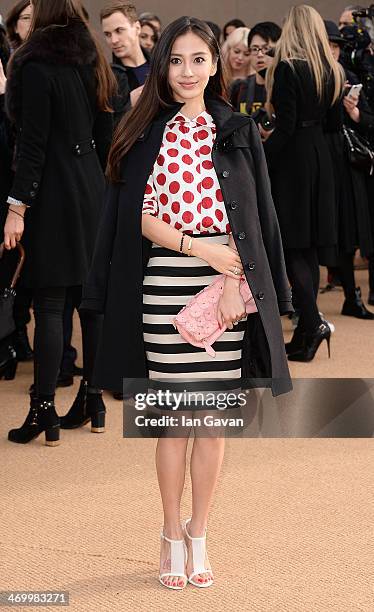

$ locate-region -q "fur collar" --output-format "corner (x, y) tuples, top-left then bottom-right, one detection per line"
(6, 19), (97, 121)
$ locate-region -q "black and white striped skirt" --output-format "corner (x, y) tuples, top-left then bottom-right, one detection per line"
(143, 234), (247, 382)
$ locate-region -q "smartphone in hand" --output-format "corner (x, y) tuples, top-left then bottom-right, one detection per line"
(347, 83), (363, 98)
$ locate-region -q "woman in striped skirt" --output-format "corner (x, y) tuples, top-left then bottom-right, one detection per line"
(138, 25), (249, 591)
(99, 16), (292, 592)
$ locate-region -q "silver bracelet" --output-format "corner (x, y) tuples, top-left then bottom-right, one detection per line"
(7, 196), (25, 207)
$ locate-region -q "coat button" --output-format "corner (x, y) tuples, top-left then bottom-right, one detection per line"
(247, 262), (255, 271)
(222, 170), (230, 178)
(30, 191), (36, 197)
(32, 182), (38, 188)
(230, 201), (238, 210)
(257, 292), (265, 300)
(238, 232), (246, 240)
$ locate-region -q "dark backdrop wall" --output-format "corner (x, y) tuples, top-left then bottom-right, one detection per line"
(0, 0), (349, 37)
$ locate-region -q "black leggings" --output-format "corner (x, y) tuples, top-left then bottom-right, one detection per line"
(33, 286), (102, 398)
(285, 247), (321, 333)
(328, 252), (356, 302)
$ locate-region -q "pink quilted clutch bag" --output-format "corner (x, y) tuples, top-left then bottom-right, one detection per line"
(172, 275), (258, 357)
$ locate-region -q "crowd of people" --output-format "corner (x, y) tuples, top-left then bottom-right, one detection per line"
(1, 0), (374, 592)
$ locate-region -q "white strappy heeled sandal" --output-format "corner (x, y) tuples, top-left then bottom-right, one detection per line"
(159, 529), (188, 590)
(184, 518), (214, 588)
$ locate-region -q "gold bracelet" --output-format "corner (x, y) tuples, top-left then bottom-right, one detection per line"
(187, 237), (193, 256)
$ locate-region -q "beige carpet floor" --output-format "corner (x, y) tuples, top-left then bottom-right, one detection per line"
(0, 269), (373, 611)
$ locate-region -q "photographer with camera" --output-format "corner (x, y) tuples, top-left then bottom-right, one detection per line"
(322, 21), (374, 319)
(339, 5), (374, 109)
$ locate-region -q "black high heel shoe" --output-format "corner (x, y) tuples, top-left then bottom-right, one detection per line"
(60, 379), (106, 433)
(288, 322), (331, 362)
(0, 343), (17, 380)
(8, 397), (60, 445)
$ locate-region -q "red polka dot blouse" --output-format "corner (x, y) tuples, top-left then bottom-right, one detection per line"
(142, 111), (231, 234)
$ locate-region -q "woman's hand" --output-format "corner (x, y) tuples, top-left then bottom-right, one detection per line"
(0, 59), (6, 96)
(217, 277), (246, 330)
(343, 94), (360, 123)
(4, 207), (26, 249)
(192, 241), (244, 279)
(141, 215), (243, 278)
(258, 124), (274, 142)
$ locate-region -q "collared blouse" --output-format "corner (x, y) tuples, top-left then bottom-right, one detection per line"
(142, 110), (231, 234)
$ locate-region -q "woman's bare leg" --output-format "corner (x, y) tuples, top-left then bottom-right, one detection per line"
(156, 436), (189, 588)
(187, 436), (225, 583)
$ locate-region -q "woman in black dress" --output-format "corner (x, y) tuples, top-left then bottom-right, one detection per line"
(264, 5), (345, 362)
(4, 0), (116, 445)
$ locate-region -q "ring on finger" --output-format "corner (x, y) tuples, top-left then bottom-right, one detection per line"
(233, 266), (240, 276)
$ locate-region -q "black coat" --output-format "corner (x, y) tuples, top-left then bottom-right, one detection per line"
(111, 50), (151, 126)
(81, 97), (293, 397)
(323, 69), (374, 260)
(264, 60), (340, 249)
(0, 93), (13, 223)
(5, 20), (113, 288)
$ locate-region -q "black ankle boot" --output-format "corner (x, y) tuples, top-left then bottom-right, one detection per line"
(87, 392), (106, 433)
(13, 327), (34, 361)
(342, 287), (374, 319)
(285, 327), (306, 355)
(288, 322), (331, 362)
(60, 380), (106, 433)
(8, 397), (60, 445)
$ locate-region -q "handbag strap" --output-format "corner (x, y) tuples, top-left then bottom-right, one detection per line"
(0, 242), (25, 289)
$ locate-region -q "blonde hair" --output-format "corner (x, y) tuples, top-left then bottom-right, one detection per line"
(266, 5), (344, 105)
(221, 26), (251, 80)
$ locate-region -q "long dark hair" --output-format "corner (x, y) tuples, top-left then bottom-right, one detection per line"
(107, 16), (228, 182)
(5, 0), (31, 49)
(0, 25), (11, 70)
(11, 0), (116, 111)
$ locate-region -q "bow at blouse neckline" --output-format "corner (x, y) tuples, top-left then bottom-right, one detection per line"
(166, 110), (215, 129)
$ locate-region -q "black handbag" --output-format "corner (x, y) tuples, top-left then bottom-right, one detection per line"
(0, 242), (25, 342)
(343, 125), (374, 175)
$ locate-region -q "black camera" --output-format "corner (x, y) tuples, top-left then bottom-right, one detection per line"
(340, 24), (371, 52)
(352, 5), (374, 19)
(252, 107), (276, 132)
